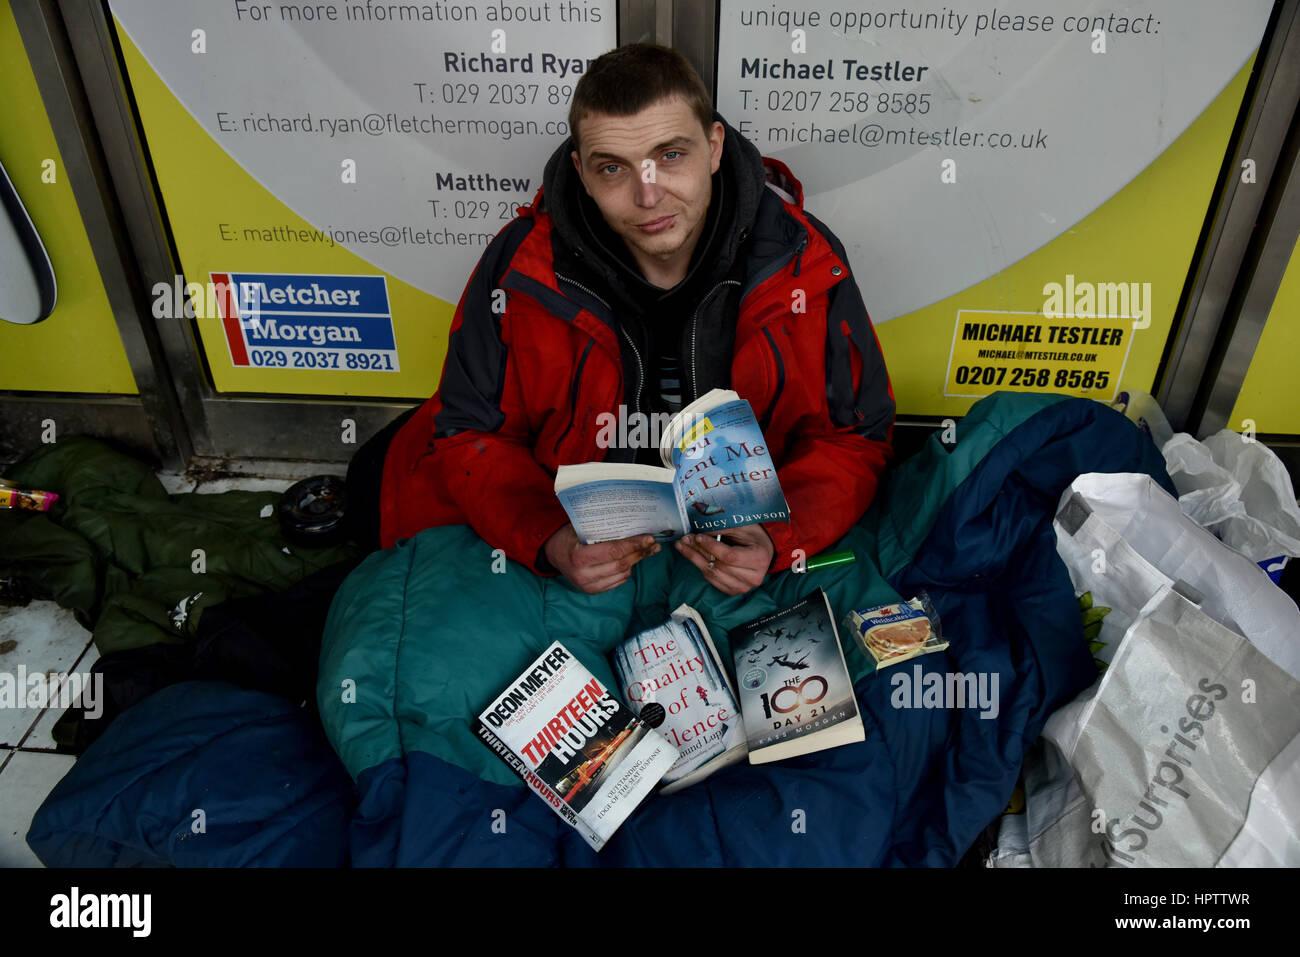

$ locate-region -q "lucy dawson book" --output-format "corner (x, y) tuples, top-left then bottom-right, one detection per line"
(728, 588), (865, 764)
(475, 641), (677, 852)
(610, 604), (748, 794)
(554, 388), (790, 544)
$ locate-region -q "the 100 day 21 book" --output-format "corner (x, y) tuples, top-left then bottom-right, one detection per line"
(555, 389), (790, 544)
(729, 588), (865, 764)
(476, 641), (677, 851)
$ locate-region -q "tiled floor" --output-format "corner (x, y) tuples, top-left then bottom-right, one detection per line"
(0, 458), (340, 867)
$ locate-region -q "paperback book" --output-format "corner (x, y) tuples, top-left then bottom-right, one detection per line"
(610, 604), (748, 793)
(728, 588), (865, 764)
(555, 388), (790, 543)
(476, 641), (677, 851)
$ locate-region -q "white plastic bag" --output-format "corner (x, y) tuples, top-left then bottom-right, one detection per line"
(991, 472), (1300, 867)
(1163, 429), (1300, 580)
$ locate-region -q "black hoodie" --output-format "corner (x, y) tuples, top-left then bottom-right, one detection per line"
(540, 111), (768, 464)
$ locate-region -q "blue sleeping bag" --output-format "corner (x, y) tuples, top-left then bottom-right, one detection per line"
(28, 392), (1174, 866)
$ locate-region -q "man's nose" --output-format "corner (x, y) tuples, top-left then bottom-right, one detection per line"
(633, 166), (664, 207)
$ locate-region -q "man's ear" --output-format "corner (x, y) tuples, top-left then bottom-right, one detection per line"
(708, 121), (724, 175)
(571, 150), (591, 196)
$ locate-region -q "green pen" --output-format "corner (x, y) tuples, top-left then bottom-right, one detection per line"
(805, 549), (856, 571)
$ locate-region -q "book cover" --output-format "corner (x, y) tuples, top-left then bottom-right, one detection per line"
(554, 389), (790, 544)
(474, 721), (605, 850)
(664, 393), (791, 534)
(477, 641), (677, 851)
(728, 588), (865, 764)
(610, 604), (748, 793)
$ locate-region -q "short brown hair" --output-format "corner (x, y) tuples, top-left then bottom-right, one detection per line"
(568, 43), (714, 152)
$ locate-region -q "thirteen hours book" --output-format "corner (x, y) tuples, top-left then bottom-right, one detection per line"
(728, 588), (865, 764)
(610, 604), (748, 793)
(554, 389), (791, 544)
(476, 641), (677, 852)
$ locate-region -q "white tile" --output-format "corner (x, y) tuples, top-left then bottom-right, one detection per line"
(0, 698), (39, 750)
(0, 602), (93, 748)
(0, 750), (76, 867)
(156, 471), (197, 494)
(22, 643), (100, 752)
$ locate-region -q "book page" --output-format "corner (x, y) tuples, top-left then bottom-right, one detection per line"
(556, 478), (688, 543)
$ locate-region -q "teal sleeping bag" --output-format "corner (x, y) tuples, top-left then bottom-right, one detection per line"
(318, 392), (1175, 866)
(24, 391), (1174, 866)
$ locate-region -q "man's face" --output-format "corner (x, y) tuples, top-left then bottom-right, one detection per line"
(571, 96), (724, 286)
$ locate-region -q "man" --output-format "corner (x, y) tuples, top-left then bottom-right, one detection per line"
(373, 43), (894, 596)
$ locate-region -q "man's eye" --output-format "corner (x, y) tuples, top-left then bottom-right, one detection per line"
(662, 151), (681, 161)
(600, 164), (620, 175)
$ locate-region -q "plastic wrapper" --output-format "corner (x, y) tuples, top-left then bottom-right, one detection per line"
(0, 478), (58, 512)
(844, 591), (947, 670)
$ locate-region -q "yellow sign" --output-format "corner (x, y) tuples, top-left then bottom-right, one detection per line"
(944, 310), (1135, 400)
(0, 3), (137, 393)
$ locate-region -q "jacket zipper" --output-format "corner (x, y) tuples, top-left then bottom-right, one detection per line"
(757, 326), (785, 433)
(554, 271), (644, 415)
(689, 279), (742, 402)
(621, 327), (645, 414)
(553, 272), (611, 312)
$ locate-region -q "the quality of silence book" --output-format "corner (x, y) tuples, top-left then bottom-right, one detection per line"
(610, 604), (748, 793)
(476, 641), (677, 852)
(554, 388), (790, 544)
(728, 587), (865, 764)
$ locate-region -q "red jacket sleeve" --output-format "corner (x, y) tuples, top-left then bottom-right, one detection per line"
(422, 218), (571, 574)
(762, 219), (895, 572)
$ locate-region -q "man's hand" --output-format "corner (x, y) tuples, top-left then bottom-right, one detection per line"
(674, 524), (774, 596)
(544, 525), (660, 594)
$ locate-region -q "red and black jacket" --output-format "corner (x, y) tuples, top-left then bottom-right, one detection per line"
(381, 133), (895, 575)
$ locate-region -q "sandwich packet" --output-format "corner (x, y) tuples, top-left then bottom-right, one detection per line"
(843, 591), (947, 670)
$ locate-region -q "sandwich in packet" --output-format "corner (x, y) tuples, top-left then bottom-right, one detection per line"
(844, 591), (947, 670)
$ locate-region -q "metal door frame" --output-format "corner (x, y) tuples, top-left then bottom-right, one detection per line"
(1151, 0), (1300, 437)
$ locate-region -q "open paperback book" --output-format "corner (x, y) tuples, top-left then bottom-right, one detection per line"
(555, 389), (791, 543)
